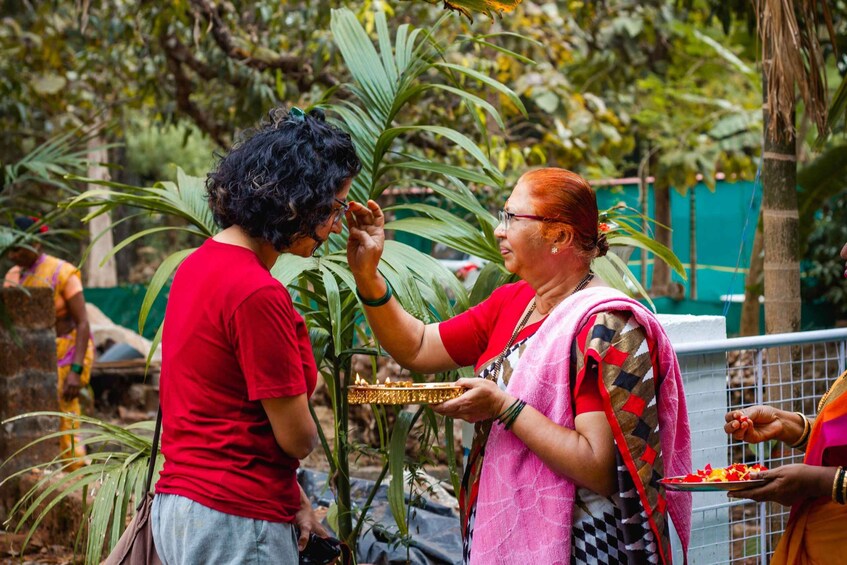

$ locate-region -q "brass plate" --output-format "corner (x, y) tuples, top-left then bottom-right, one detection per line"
(347, 383), (464, 405)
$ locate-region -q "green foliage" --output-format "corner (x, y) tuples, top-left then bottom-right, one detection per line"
(802, 195), (847, 313)
(125, 121), (217, 181)
(0, 412), (162, 565)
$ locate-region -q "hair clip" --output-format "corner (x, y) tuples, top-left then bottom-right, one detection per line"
(289, 106), (306, 121)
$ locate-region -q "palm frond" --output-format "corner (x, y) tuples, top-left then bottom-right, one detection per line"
(1, 412), (161, 565)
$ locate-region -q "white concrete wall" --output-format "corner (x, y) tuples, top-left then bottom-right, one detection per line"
(660, 314), (729, 564)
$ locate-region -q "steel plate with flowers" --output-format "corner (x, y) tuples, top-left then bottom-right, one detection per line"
(660, 463), (769, 492)
(347, 375), (465, 405)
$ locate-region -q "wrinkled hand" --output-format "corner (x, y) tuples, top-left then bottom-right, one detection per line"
(346, 200), (385, 279)
(431, 378), (511, 423)
(63, 372), (82, 401)
(728, 464), (827, 507)
(295, 494), (330, 551)
(724, 405), (786, 444)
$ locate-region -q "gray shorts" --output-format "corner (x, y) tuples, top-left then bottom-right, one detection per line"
(151, 493), (298, 565)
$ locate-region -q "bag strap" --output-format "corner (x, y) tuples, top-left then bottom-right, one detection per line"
(144, 407), (163, 495)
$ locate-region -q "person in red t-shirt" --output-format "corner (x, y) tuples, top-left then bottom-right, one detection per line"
(151, 107), (361, 565)
(346, 168), (690, 565)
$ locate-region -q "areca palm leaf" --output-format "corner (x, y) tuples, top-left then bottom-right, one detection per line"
(65, 170), (216, 335)
(432, 62), (527, 117)
(374, 126), (502, 185)
(593, 253), (656, 311)
(66, 169), (217, 236)
(1, 412), (161, 565)
(469, 261), (514, 306)
(330, 9), (395, 118)
(383, 160), (495, 187)
(138, 248), (195, 334)
(2, 129), (101, 192)
(385, 204), (501, 263)
(271, 254), (319, 286)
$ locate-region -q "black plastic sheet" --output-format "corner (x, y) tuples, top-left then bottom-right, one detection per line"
(298, 469), (462, 565)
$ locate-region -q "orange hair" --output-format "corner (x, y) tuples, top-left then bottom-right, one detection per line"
(519, 168), (608, 262)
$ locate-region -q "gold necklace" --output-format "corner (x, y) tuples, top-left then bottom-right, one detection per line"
(488, 300), (536, 383)
(488, 270), (595, 382)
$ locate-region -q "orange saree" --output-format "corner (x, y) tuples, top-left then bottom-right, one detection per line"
(771, 371), (847, 565)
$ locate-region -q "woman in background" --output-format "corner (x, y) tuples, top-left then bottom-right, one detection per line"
(4, 216), (94, 471)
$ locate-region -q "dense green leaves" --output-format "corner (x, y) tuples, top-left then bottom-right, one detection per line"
(0, 413), (162, 565)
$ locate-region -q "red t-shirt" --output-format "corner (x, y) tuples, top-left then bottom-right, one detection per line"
(438, 280), (603, 414)
(155, 239), (317, 523)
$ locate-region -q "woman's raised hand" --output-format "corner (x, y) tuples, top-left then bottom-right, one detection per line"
(346, 200), (385, 278)
(724, 405), (790, 444)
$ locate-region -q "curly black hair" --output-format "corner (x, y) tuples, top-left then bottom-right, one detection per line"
(207, 107), (362, 251)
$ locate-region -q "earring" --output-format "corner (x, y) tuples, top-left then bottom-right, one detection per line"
(551, 246), (558, 255)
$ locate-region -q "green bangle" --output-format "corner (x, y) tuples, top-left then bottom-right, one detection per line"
(494, 398), (520, 422)
(356, 281), (393, 307)
(503, 400), (527, 430)
(70, 363), (83, 374)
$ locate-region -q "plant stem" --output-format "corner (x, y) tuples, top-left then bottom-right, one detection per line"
(336, 357), (353, 546)
(352, 461), (389, 543)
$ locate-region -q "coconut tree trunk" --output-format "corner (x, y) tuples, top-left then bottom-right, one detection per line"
(761, 95), (800, 335)
(739, 217), (763, 336)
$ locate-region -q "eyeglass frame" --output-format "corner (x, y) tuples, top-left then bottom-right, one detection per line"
(330, 198), (350, 225)
(497, 209), (563, 231)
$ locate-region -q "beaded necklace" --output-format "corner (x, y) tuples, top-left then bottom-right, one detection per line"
(487, 270), (594, 383)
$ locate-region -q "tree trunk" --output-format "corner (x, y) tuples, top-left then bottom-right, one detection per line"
(650, 184), (672, 296)
(638, 167), (649, 289)
(739, 216), (763, 336)
(84, 137), (117, 288)
(689, 187), (697, 300)
(761, 102), (800, 334)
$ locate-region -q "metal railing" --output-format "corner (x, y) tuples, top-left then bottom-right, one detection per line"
(675, 328), (847, 565)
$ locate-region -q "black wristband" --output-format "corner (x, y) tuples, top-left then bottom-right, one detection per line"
(356, 281), (393, 307)
(70, 363), (83, 374)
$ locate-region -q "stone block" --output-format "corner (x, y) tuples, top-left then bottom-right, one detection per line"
(2, 419), (60, 476)
(0, 330), (56, 377)
(1, 370), (58, 419)
(0, 287), (55, 330)
(1, 371), (59, 477)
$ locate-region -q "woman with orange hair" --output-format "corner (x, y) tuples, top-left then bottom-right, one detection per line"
(346, 168), (692, 564)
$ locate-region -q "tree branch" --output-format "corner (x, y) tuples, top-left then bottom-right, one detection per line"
(161, 38), (230, 148)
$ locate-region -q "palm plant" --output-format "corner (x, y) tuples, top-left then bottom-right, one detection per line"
(0, 412), (161, 565)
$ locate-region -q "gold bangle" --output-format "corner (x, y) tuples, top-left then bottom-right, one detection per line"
(833, 467), (843, 503)
(789, 412), (810, 449)
(841, 469), (847, 505)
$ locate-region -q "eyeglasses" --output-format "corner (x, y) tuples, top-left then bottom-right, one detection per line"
(331, 198), (350, 225)
(497, 209), (561, 231)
